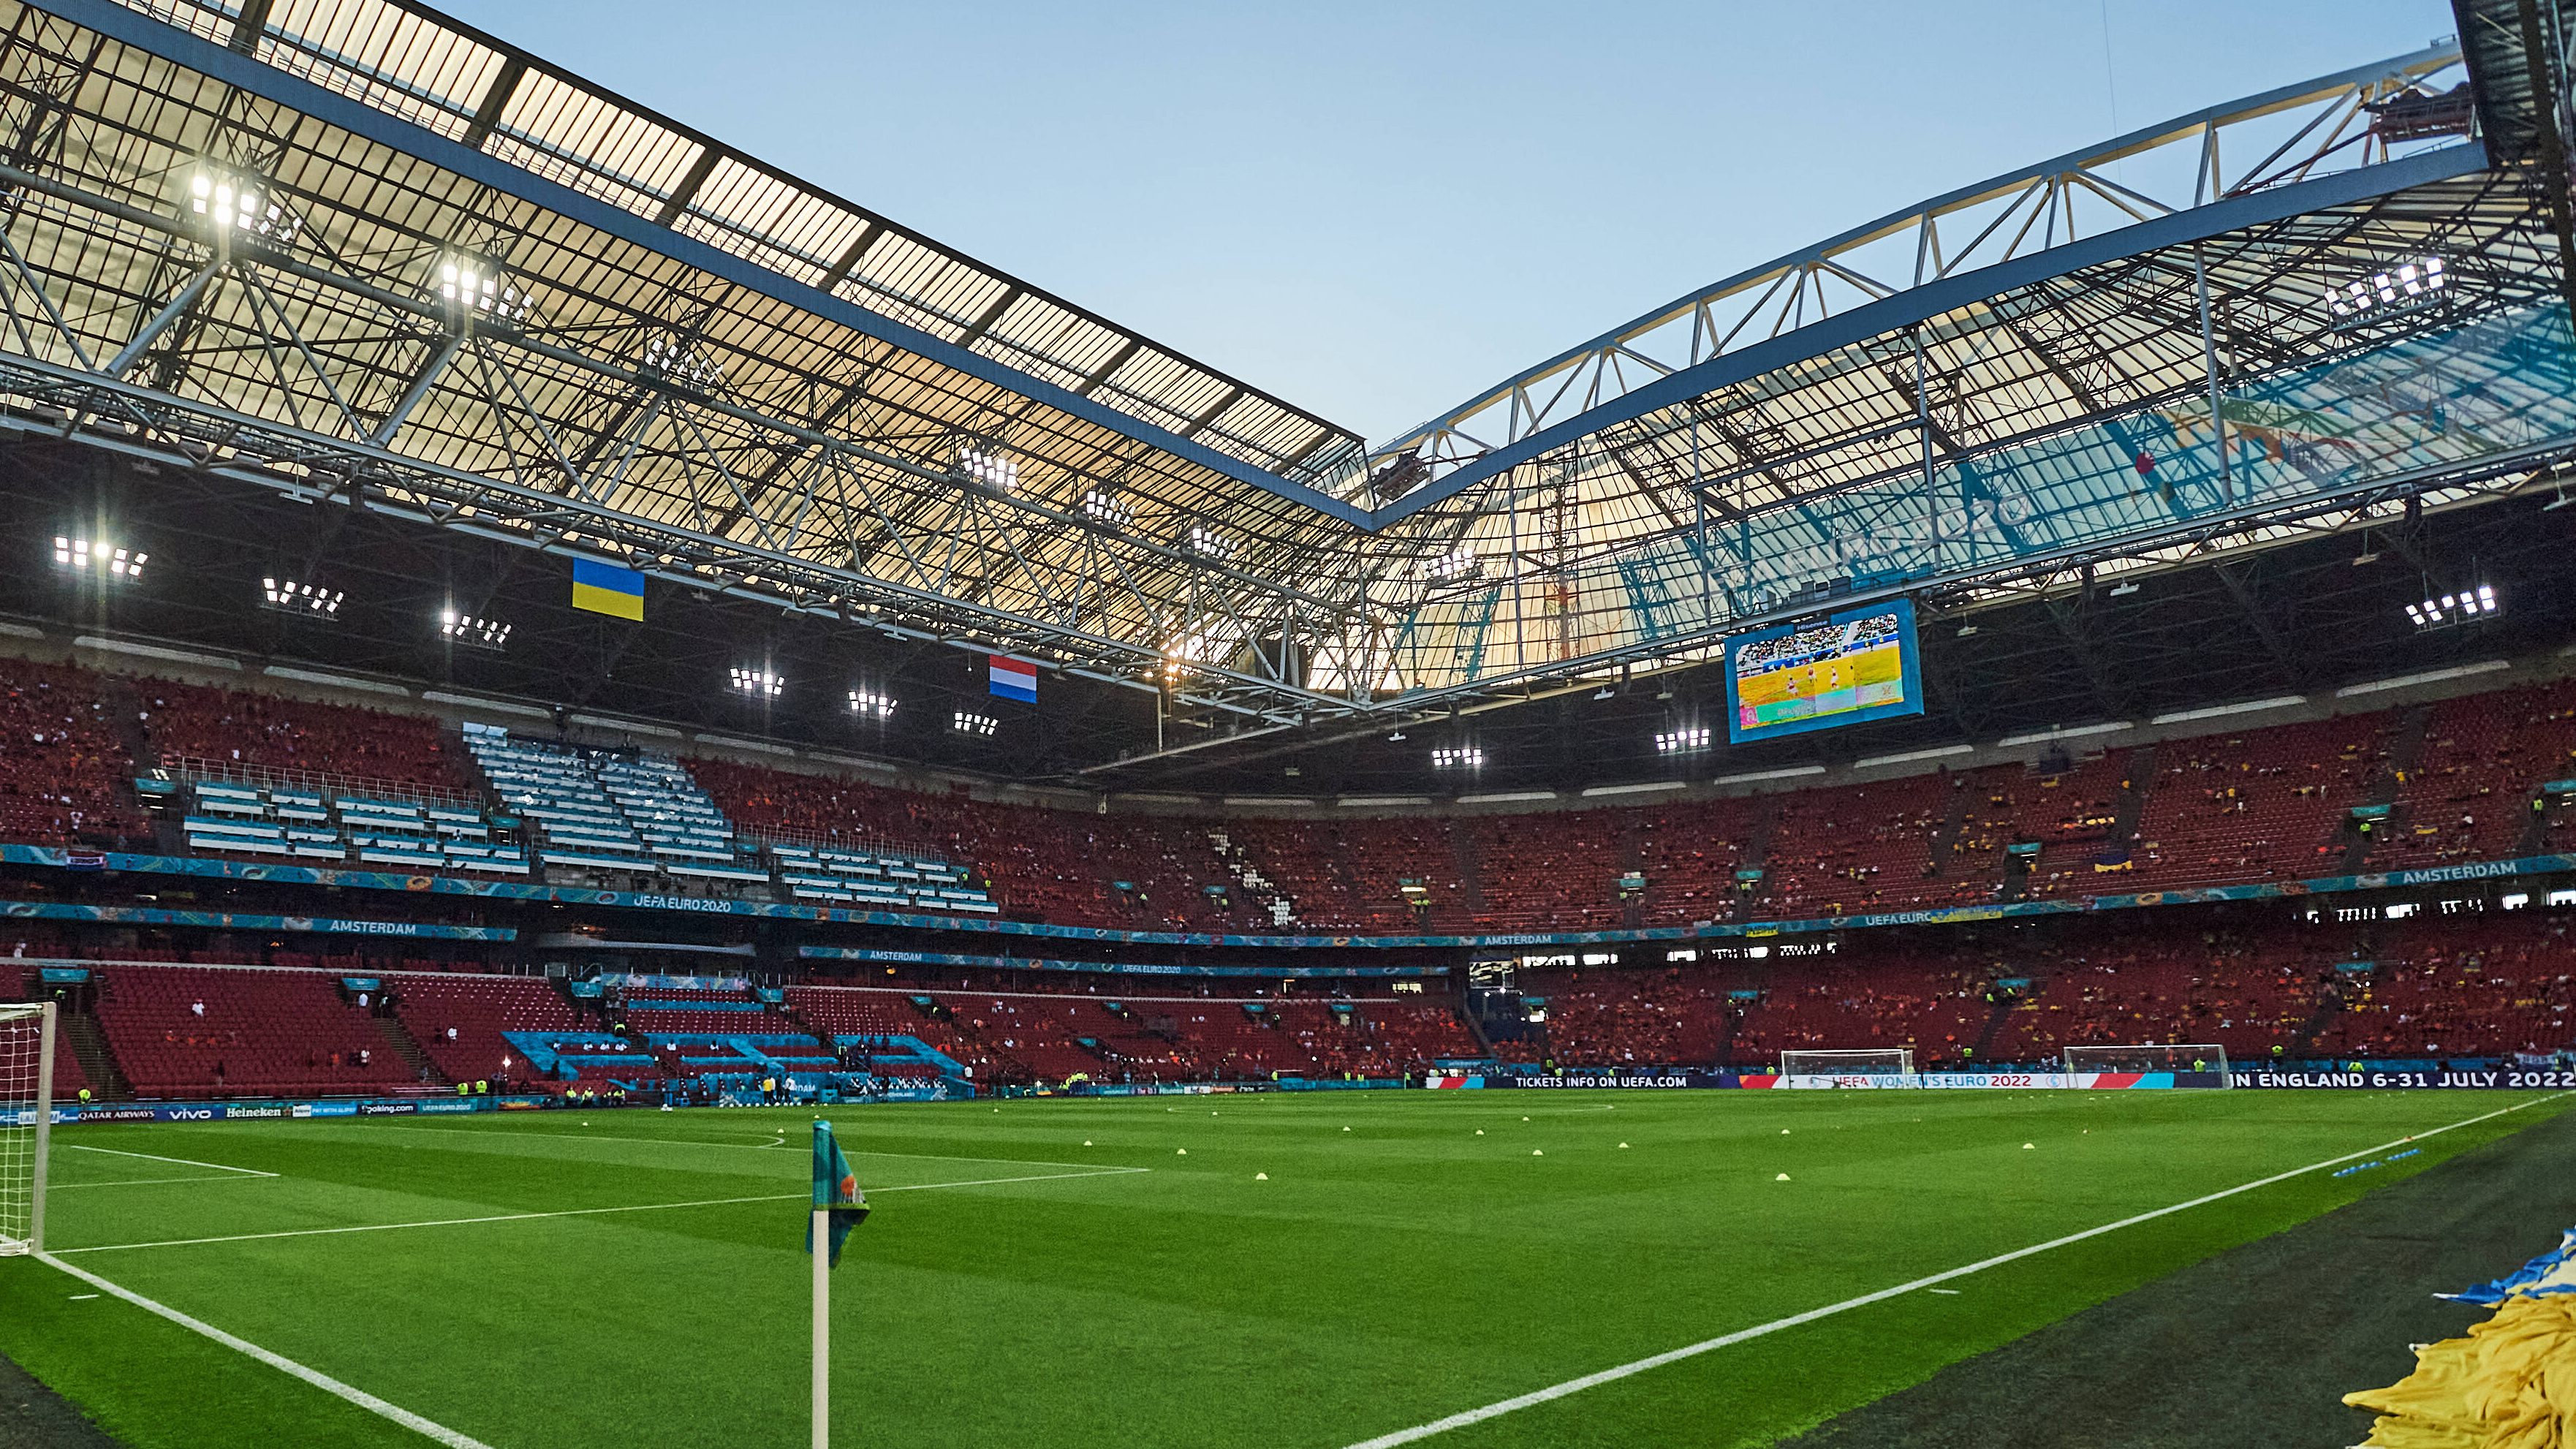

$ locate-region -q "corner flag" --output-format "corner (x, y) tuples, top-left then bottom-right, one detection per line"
(806, 1120), (868, 1267)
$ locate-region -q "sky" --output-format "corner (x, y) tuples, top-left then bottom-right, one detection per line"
(435, 0), (2461, 447)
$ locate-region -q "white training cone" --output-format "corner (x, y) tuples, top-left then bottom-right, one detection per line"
(1776, 1173), (1790, 1181)
(1618, 1142), (1629, 1149)
(2022, 1143), (2035, 1149)
(1532, 1149), (1543, 1156)
(1474, 1129), (1484, 1135)
(1083, 1140), (1093, 1146)
(1255, 1173), (1268, 1181)
(1177, 1148), (1188, 1155)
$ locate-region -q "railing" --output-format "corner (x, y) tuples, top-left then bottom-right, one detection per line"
(738, 822), (949, 866)
(162, 756), (488, 810)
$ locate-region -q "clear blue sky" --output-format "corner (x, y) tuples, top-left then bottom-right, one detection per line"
(438, 0), (2458, 445)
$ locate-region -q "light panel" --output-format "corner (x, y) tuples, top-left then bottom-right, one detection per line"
(959, 445), (1018, 491)
(953, 711), (998, 736)
(439, 610), (511, 650)
(848, 689), (895, 718)
(2403, 583), (2499, 628)
(52, 536), (145, 580)
(730, 667), (784, 697)
(260, 577), (341, 616)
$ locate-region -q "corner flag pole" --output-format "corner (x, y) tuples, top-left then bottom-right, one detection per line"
(807, 1117), (866, 1449)
(812, 1201), (828, 1449)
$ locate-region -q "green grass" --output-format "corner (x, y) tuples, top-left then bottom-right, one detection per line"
(2, 1088), (2566, 1449)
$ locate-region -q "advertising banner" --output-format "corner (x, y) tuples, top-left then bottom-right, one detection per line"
(2230, 1068), (2576, 1089)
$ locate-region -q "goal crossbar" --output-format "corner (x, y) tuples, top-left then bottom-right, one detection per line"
(1778, 1048), (1914, 1076)
(2061, 1043), (2230, 1083)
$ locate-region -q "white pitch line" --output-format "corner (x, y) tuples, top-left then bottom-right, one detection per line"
(37, 1252), (496, 1449)
(1343, 1093), (2572, 1448)
(374, 1123), (1108, 1170)
(55, 1166), (1149, 1255)
(66, 1144), (277, 1176)
(51, 1176), (275, 1191)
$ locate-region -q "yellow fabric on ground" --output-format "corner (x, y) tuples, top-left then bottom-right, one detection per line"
(2346, 1295), (2576, 1448)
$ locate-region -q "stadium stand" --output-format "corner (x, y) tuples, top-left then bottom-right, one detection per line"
(92, 964), (417, 1097)
(395, 975), (577, 1086)
(18, 651), (2576, 937)
(0, 659), (149, 847)
(140, 679), (469, 791)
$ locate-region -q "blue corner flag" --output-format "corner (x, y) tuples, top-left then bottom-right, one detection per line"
(806, 1121), (869, 1268)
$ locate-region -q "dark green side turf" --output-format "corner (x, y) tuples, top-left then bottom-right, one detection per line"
(1, 1089), (2564, 1449)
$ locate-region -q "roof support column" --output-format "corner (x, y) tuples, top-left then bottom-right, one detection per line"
(2193, 243), (2230, 503)
(370, 329), (465, 447)
(105, 260), (219, 379)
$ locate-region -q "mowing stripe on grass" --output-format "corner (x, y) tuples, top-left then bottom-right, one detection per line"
(383, 1124), (1113, 1170)
(56, 1166), (1151, 1255)
(1342, 1093), (2569, 1449)
(34, 1252), (496, 1449)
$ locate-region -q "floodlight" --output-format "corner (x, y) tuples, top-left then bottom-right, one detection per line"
(2325, 254), (2447, 325)
(1387, 730), (1407, 742)
(52, 536), (146, 581)
(1431, 746), (1482, 768)
(186, 168), (299, 243)
(729, 667), (784, 697)
(1420, 545), (1480, 582)
(642, 335), (721, 389)
(439, 610), (511, 651)
(1080, 489), (1134, 527)
(260, 576), (341, 616)
(437, 260), (530, 322)
(1185, 524), (1233, 559)
(848, 689), (895, 719)
(958, 445), (1017, 491)
(2407, 584), (2500, 628)
(1655, 727), (1711, 754)
(952, 711), (998, 736)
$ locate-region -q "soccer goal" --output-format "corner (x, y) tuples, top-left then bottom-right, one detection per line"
(1778, 1048), (1914, 1077)
(0, 1002), (55, 1256)
(2061, 1043), (2230, 1083)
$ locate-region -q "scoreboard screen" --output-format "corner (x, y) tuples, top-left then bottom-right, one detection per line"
(1724, 598), (1925, 744)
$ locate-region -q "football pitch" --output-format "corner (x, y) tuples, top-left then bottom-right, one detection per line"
(2, 1088), (2567, 1449)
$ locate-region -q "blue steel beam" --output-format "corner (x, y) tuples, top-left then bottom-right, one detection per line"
(38, 0), (1379, 529)
(1363, 140), (2494, 529)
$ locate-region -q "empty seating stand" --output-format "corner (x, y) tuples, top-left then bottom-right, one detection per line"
(772, 844), (996, 915)
(466, 725), (764, 886)
(177, 777), (526, 875)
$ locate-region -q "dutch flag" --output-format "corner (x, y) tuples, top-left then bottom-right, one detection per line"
(988, 654), (1038, 703)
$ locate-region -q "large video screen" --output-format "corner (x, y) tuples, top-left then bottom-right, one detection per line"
(1724, 597), (1925, 744)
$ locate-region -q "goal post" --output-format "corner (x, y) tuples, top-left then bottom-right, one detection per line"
(2061, 1043), (2230, 1084)
(0, 1002), (54, 1256)
(1778, 1048), (1914, 1077)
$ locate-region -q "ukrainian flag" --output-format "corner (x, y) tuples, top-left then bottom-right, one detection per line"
(806, 1120), (869, 1268)
(570, 558), (645, 621)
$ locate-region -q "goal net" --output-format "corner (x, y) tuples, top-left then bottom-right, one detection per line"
(2061, 1043), (2230, 1083)
(0, 1002), (54, 1255)
(1778, 1048), (1914, 1077)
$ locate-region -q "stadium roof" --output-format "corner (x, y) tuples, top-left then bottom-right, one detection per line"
(0, 0), (2570, 784)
